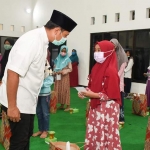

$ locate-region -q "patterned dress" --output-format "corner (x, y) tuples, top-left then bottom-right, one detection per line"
(85, 100), (122, 150)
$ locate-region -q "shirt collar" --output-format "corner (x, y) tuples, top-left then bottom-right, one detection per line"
(41, 26), (49, 45)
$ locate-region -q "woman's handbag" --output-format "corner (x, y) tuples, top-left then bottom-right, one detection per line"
(132, 94), (147, 117)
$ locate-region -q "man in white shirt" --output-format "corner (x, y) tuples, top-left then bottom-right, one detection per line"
(0, 10), (77, 150)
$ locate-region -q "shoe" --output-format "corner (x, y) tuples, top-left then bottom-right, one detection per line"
(119, 122), (125, 127)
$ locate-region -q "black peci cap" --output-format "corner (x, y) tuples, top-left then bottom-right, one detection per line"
(50, 10), (77, 32)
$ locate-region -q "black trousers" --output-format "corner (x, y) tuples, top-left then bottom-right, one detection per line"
(124, 78), (132, 94)
(2, 105), (35, 150)
(119, 91), (124, 122)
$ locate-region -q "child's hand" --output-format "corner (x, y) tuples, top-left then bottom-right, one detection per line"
(78, 92), (85, 99)
(81, 91), (99, 98)
(57, 71), (62, 75)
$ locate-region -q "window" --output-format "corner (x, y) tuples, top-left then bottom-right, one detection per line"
(130, 10), (135, 20)
(134, 30), (150, 82)
(119, 32), (133, 49)
(146, 8), (150, 18)
(91, 17), (95, 25)
(10, 25), (14, 31)
(90, 29), (150, 83)
(103, 15), (107, 23)
(115, 13), (120, 22)
(21, 26), (25, 32)
(0, 24), (3, 30)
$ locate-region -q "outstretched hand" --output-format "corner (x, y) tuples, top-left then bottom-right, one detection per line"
(78, 90), (99, 99)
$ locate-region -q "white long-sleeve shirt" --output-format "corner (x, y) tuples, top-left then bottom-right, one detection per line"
(118, 62), (127, 92)
(124, 58), (134, 78)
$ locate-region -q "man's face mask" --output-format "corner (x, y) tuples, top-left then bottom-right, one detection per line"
(4, 44), (12, 50)
(52, 31), (67, 46)
(94, 50), (114, 63)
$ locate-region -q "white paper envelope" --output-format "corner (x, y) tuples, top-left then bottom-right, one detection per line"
(75, 87), (87, 92)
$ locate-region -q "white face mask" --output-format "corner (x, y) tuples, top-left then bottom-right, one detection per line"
(94, 50), (114, 63)
(60, 52), (66, 57)
(52, 32), (67, 46)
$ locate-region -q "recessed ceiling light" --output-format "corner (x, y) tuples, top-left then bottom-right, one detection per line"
(26, 8), (31, 14)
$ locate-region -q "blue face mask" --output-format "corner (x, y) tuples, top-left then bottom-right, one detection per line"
(52, 33), (67, 46)
(72, 52), (76, 55)
(4, 44), (12, 50)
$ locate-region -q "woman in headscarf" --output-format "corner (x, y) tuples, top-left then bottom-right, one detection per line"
(0, 38), (14, 80)
(78, 41), (121, 150)
(54, 45), (72, 111)
(69, 49), (79, 87)
(110, 38), (128, 126)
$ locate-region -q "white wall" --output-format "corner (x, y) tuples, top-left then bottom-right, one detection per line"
(33, 0), (150, 93)
(0, 0), (36, 37)
(32, 0), (91, 86)
(0, 0), (149, 94)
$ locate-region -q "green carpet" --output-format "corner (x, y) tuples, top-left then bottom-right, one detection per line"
(0, 87), (148, 150)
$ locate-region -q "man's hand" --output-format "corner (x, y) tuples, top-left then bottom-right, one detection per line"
(7, 106), (21, 122)
(7, 69), (20, 122)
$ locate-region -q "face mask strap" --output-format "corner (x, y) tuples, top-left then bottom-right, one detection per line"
(105, 50), (114, 59)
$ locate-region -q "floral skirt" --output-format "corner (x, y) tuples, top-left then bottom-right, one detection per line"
(85, 100), (122, 150)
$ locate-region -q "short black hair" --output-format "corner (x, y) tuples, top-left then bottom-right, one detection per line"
(44, 20), (60, 29)
(125, 49), (133, 57)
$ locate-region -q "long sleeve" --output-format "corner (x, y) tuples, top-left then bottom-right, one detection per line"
(118, 62), (127, 77)
(41, 76), (54, 88)
(118, 62), (127, 92)
(86, 87), (109, 101)
(124, 58), (134, 72)
(61, 62), (72, 75)
(98, 92), (109, 101)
